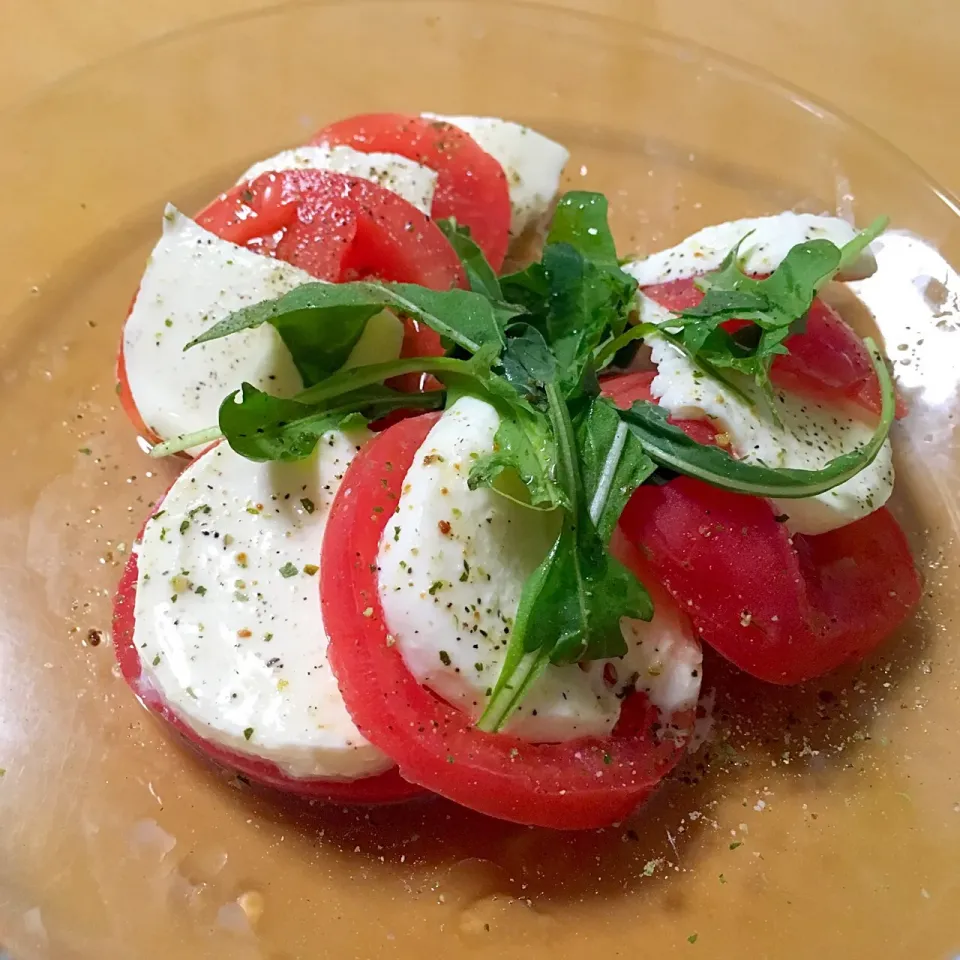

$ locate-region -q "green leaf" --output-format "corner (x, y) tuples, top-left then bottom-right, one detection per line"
(435, 218), (503, 300)
(219, 382), (442, 462)
(658, 220), (887, 403)
(834, 215), (888, 278)
(541, 242), (638, 394)
(500, 323), (557, 394)
(459, 365), (565, 511)
(184, 283), (382, 387)
(186, 279), (516, 362)
(477, 384), (653, 732)
(618, 337), (895, 498)
(576, 396), (657, 543)
(546, 191), (620, 267)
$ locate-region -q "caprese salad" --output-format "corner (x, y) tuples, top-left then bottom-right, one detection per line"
(111, 111), (920, 830)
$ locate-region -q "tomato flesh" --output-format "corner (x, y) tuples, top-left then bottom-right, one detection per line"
(641, 277), (905, 419)
(312, 113), (512, 271)
(111, 500), (423, 804)
(320, 413), (696, 829)
(620, 477), (920, 684)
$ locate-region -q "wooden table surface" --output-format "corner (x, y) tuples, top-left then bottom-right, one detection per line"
(1, 0), (957, 193)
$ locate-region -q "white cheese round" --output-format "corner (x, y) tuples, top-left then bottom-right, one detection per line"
(123, 207), (307, 451)
(646, 330), (894, 535)
(132, 432), (392, 781)
(376, 396), (702, 743)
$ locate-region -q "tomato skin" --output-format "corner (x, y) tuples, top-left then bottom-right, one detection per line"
(620, 477), (920, 684)
(641, 277), (906, 419)
(311, 113), (512, 271)
(111, 496), (423, 805)
(321, 413), (696, 830)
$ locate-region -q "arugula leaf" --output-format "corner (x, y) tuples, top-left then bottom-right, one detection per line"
(545, 191), (621, 266)
(658, 220), (887, 407)
(618, 337), (895, 498)
(500, 323), (557, 395)
(219, 383), (442, 462)
(476, 383), (653, 732)
(502, 193), (640, 394)
(542, 242), (637, 392)
(834, 215), (888, 278)
(436, 218), (503, 300)
(576, 396), (657, 542)
(452, 365), (565, 511)
(183, 283), (380, 387)
(153, 351), (494, 459)
(186, 280), (516, 362)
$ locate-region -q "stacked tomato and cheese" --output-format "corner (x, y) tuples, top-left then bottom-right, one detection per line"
(112, 113), (918, 830)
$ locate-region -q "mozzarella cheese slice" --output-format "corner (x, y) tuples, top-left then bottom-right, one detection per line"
(625, 215), (893, 536)
(123, 207), (308, 450)
(622, 212), (878, 285)
(237, 145), (438, 214)
(132, 432), (392, 781)
(421, 113), (570, 238)
(643, 325), (894, 536)
(377, 396), (702, 743)
(123, 206), (404, 453)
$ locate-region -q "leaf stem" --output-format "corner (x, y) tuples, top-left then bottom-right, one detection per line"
(296, 354), (478, 404)
(594, 322), (657, 369)
(588, 420), (628, 526)
(149, 425), (223, 458)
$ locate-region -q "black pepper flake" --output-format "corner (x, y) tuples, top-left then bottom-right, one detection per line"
(439, 650), (452, 666)
(300, 497), (315, 514)
(86, 628), (103, 647)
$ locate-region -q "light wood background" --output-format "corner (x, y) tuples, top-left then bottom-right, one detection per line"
(1, 0), (956, 193)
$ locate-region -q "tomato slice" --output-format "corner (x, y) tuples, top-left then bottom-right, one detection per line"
(619, 477), (920, 684)
(641, 277), (906, 419)
(195, 168), (465, 289)
(320, 413), (696, 829)
(111, 506), (423, 805)
(600, 371), (723, 447)
(311, 114), (511, 271)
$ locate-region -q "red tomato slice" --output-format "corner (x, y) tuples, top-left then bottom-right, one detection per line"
(195, 168), (465, 289)
(320, 413), (696, 829)
(311, 114), (511, 271)
(620, 477), (920, 684)
(641, 277), (906, 419)
(601, 371), (723, 447)
(111, 499), (423, 804)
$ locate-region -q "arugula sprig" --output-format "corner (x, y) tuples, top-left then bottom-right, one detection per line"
(650, 217), (888, 414)
(152, 193), (892, 732)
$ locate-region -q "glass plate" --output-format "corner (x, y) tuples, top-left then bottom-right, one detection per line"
(1, 3), (958, 958)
